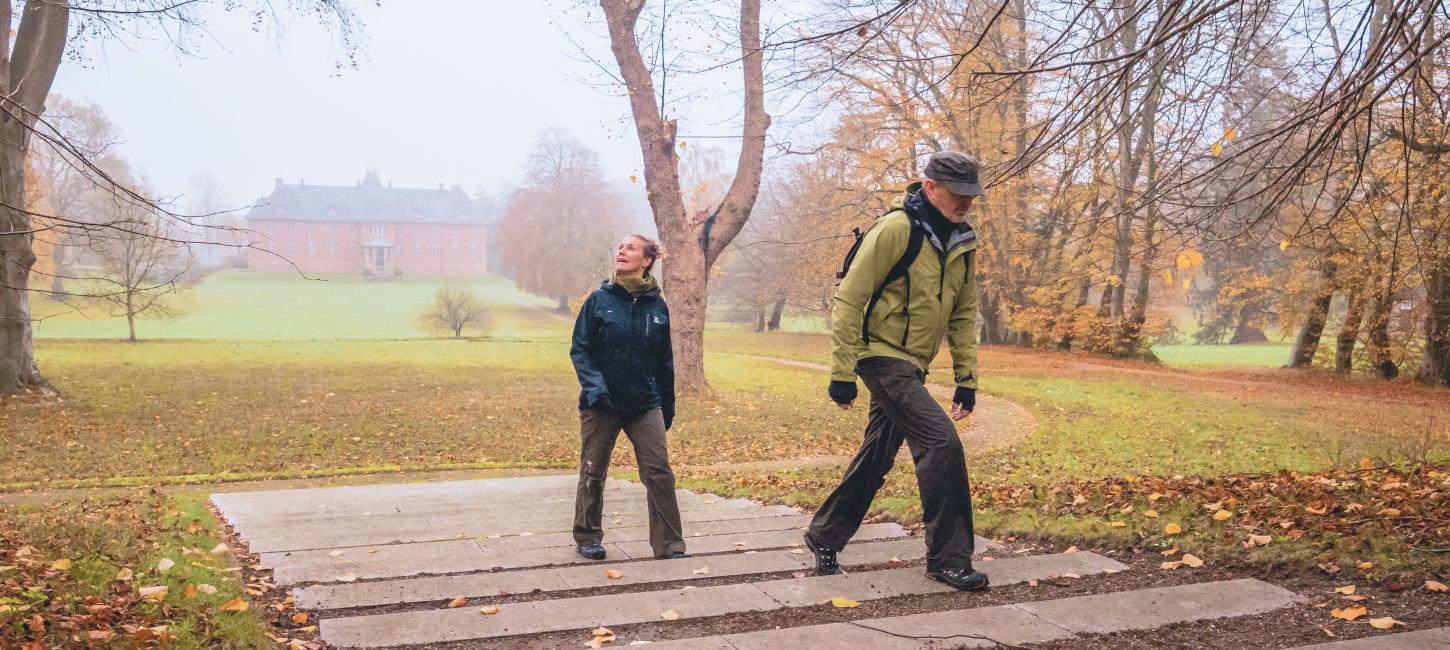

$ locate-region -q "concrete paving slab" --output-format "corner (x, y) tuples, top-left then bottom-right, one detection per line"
(266, 514), (821, 585)
(1018, 578), (1304, 634)
(320, 583), (779, 648)
(649, 578), (1298, 650)
(612, 522), (905, 558)
(296, 537), (944, 610)
(1289, 627), (1450, 649)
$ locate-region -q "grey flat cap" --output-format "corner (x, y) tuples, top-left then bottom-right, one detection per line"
(924, 151), (984, 196)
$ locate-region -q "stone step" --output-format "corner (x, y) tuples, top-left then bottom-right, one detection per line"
(271, 521), (906, 585)
(648, 578), (1303, 649)
(218, 487), (755, 530)
(296, 536), (1001, 610)
(239, 503), (800, 554)
(1289, 627), (1450, 649)
(317, 550), (1123, 648)
(264, 514), (818, 585)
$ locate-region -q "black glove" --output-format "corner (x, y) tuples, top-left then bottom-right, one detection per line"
(828, 380), (858, 405)
(662, 406), (675, 431)
(953, 386), (976, 413)
(590, 395), (616, 412)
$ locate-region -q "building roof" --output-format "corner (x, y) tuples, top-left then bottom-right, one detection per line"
(245, 172), (484, 224)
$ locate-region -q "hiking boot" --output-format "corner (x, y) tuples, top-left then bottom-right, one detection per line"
(577, 543), (607, 561)
(926, 567), (989, 591)
(804, 534), (840, 576)
(669, 551), (691, 559)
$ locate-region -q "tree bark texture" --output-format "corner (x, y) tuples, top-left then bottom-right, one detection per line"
(600, 0), (768, 392)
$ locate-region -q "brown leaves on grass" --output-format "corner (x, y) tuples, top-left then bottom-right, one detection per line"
(0, 489), (259, 648)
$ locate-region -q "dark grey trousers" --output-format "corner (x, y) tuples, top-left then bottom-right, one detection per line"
(573, 407), (686, 558)
(807, 356), (977, 571)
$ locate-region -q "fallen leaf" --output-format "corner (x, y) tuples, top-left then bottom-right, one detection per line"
(1162, 547), (1180, 557)
(1164, 523), (1182, 535)
(328, 550), (345, 558)
(1181, 554), (1205, 568)
(1161, 561), (1183, 570)
(1065, 545), (1079, 553)
(1331, 605), (1367, 621)
(1334, 585), (1356, 595)
(734, 541), (747, 547)
(197, 584), (218, 594)
(1306, 505), (1328, 515)
(220, 597), (249, 612)
(479, 606), (500, 615)
(183, 583), (199, 599)
(336, 573), (358, 582)
(692, 567), (710, 575)
(447, 596), (467, 608)
(1343, 595), (1366, 602)
(1028, 579), (1039, 587)
(157, 558), (175, 573)
(1425, 580), (1448, 593)
(660, 608), (682, 620)
(1247, 534), (1272, 546)
(588, 626), (616, 648)
(51, 558), (72, 571)
(292, 612), (308, 625)
(1213, 510), (1233, 522)
(211, 543), (228, 554)
(1358, 562), (1374, 570)
(115, 567), (134, 581)
(830, 597), (860, 608)
(139, 585), (169, 602)
(605, 569), (624, 580)
(1144, 510), (1160, 519)
(1109, 521), (1127, 528)
(888, 556), (903, 564)
(1369, 617), (1405, 630)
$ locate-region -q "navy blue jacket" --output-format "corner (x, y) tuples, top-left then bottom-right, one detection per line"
(570, 280), (676, 428)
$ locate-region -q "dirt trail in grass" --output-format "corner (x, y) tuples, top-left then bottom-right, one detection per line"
(683, 354), (1037, 473)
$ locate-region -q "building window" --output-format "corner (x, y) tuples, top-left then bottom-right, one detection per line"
(329, 241), (337, 255)
(371, 225), (384, 237)
(469, 246), (478, 258)
(432, 245), (440, 258)
(414, 244), (422, 257)
(307, 241), (316, 256)
(287, 223), (295, 234)
(452, 244), (461, 257)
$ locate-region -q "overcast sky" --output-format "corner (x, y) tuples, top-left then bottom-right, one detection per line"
(50, 1), (752, 210)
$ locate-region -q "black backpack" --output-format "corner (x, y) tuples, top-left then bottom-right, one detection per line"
(837, 212), (926, 346)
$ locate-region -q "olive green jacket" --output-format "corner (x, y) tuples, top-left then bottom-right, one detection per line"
(831, 183), (980, 389)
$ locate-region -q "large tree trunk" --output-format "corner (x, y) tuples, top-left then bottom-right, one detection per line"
(1365, 290), (1397, 379)
(1, 133), (41, 392)
(753, 304), (765, 332)
(1417, 257), (1450, 386)
(600, 0), (768, 392)
(1336, 284), (1366, 374)
(1288, 260), (1338, 369)
(766, 299), (784, 332)
(979, 291), (1005, 344)
(0, 1), (70, 394)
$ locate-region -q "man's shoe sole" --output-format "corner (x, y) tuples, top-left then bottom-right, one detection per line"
(578, 548), (607, 561)
(926, 571), (990, 591)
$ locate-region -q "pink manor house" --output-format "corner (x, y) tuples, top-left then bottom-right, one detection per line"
(245, 171), (489, 276)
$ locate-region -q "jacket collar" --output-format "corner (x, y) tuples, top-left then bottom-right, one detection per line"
(600, 279), (661, 300)
(898, 181), (977, 253)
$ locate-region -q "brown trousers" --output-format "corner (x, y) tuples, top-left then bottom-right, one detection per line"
(573, 407), (686, 558)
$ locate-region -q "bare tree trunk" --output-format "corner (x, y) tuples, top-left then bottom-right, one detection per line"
(1365, 290), (1397, 379)
(557, 294), (568, 313)
(753, 304), (765, 332)
(1288, 260), (1338, 368)
(980, 292), (1004, 344)
(0, 1), (70, 394)
(126, 290), (137, 342)
(600, 0), (768, 392)
(767, 299), (784, 331)
(1336, 284), (1366, 374)
(1418, 257), (1450, 386)
(0, 132), (40, 392)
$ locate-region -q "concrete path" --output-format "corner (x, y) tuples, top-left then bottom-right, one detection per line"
(212, 474), (1314, 649)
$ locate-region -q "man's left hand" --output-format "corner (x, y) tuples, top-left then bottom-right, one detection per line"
(951, 386), (975, 421)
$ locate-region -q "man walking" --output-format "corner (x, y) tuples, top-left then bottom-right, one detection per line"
(806, 151), (988, 591)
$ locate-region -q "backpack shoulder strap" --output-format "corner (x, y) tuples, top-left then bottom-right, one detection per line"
(861, 214), (925, 344)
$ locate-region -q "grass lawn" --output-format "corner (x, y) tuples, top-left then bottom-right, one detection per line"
(32, 270), (568, 341)
(0, 489), (278, 648)
(1153, 342), (1295, 368)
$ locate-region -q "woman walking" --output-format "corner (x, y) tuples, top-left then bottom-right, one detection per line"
(569, 234), (687, 560)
